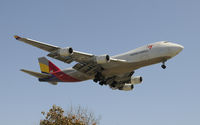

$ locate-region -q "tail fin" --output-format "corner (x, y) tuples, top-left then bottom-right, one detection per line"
(38, 57), (60, 73)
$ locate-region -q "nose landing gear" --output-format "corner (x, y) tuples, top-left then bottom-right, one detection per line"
(161, 61), (166, 69)
(161, 64), (166, 69)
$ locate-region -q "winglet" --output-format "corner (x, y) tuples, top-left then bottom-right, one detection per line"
(14, 35), (21, 40)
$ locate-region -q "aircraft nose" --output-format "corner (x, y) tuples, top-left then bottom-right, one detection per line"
(168, 43), (184, 56)
(173, 43), (184, 52)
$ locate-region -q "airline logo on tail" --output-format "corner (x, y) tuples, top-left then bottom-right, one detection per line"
(38, 57), (60, 74)
(38, 57), (80, 82)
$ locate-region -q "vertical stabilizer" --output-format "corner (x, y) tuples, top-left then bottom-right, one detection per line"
(38, 57), (60, 73)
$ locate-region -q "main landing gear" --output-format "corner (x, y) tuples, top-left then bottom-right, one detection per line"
(93, 72), (105, 86)
(161, 61), (166, 69)
(93, 72), (101, 82)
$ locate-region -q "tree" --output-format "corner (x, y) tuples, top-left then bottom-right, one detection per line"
(40, 105), (100, 125)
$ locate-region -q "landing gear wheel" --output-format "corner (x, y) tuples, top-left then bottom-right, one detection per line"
(93, 79), (98, 83)
(99, 81), (104, 86)
(161, 64), (166, 69)
(161, 61), (167, 69)
(94, 72), (103, 82)
(110, 81), (116, 88)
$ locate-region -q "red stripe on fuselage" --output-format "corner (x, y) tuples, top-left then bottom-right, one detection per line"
(51, 70), (80, 82)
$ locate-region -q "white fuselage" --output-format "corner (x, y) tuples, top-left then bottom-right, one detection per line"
(63, 41), (183, 81)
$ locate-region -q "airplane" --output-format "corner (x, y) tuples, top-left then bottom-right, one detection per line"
(14, 35), (183, 91)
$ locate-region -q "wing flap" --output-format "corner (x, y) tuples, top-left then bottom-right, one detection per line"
(73, 62), (101, 76)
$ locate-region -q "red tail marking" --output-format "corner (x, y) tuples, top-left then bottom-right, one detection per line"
(147, 45), (153, 50)
(48, 61), (60, 73)
(47, 60), (80, 82)
(52, 71), (80, 82)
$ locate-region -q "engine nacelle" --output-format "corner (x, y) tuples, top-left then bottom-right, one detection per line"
(119, 84), (134, 91)
(95, 55), (110, 64)
(59, 47), (73, 57)
(130, 76), (142, 84)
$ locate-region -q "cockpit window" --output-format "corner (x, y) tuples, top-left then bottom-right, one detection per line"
(164, 41), (169, 43)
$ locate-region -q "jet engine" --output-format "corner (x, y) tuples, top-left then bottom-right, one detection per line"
(130, 76), (142, 84)
(119, 83), (134, 91)
(95, 55), (110, 64)
(59, 47), (73, 57)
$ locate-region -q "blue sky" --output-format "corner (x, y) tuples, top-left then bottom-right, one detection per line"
(1, 0), (200, 124)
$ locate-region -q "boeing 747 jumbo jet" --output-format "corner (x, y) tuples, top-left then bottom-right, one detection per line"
(14, 35), (183, 91)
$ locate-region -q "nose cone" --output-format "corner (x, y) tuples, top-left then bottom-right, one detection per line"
(173, 43), (184, 53)
(168, 43), (184, 57)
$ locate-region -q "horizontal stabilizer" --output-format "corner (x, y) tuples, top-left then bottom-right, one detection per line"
(20, 69), (52, 79)
(48, 82), (58, 85)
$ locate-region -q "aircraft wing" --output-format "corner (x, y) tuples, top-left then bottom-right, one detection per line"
(49, 50), (127, 76)
(14, 35), (60, 52)
(48, 50), (127, 64)
(47, 50), (95, 64)
(14, 35), (95, 63)
(15, 35), (127, 75)
(14, 35), (93, 63)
